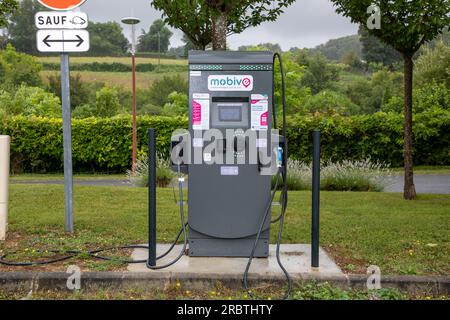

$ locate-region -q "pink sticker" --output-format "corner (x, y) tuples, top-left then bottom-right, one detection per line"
(192, 100), (201, 125)
(260, 111), (268, 126)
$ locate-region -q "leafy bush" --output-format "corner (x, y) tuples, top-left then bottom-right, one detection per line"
(382, 81), (450, 113)
(73, 86), (121, 118)
(163, 91), (188, 116)
(415, 41), (450, 88)
(1, 111), (448, 173)
(46, 73), (94, 108)
(126, 156), (175, 188)
(147, 74), (188, 107)
(0, 85), (60, 117)
(0, 44), (42, 87)
(302, 90), (361, 115)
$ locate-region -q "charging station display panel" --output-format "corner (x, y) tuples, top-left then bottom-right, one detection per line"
(219, 105), (241, 122)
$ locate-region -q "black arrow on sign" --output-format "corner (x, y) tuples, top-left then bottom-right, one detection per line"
(43, 35), (84, 48)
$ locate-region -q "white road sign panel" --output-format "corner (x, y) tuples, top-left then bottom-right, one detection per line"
(37, 29), (90, 53)
(35, 11), (88, 29)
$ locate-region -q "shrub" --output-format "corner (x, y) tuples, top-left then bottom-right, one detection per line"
(0, 85), (61, 117)
(46, 73), (93, 108)
(415, 41), (450, 88)
(127, 156), (175, 188)
(148, 74), (188, 107)
(278, 159), (393, 191)
(0, 111), (448, 173)
(302, 90), (361, 115)
(73, 86), (120, 118)
(0, 44), (42, 87)
(163, 91), (188, 116)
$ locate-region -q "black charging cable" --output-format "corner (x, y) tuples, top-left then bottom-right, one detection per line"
(243, 52), (292, 300)
(0, 163), (189, 267)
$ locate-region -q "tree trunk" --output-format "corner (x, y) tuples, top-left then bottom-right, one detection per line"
(403, 55), (416, 200)
(212, 11), (227, 50)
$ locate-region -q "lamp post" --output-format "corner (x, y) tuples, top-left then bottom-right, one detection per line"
(121, 17), (141, 174)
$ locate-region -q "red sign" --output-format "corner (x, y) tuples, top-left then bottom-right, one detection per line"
(37, 0), (87, 11)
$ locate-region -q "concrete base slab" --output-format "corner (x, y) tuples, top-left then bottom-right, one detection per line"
(127, 244), (343, 278)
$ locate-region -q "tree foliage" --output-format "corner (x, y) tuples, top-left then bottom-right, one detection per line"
(0, 44), (42, 87)
(137, 19), (173, 53)
(331, 0), (450, 200)
(87, 21), (130, 56)
(152, 0), (295, 50)
(6, 0), (41, 55)
(358, 25), (402, 68)
(0, 0), (17, 27)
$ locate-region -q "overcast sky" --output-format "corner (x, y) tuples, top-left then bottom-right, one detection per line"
(79, 0), (358, 50)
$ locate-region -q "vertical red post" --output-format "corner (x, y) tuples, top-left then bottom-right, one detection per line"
(132, 53), (137, 174)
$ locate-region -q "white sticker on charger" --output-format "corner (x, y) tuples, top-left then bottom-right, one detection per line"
(190, 71), (201, 77)
(192, 94), (210, 130)
(220, 166), (239, 176)
(251, 94), (269, 131)
(203, 153), (212, 162)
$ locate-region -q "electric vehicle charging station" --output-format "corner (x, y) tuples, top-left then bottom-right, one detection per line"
(166, 50), (292, 294)
(181, 51), (279, 257)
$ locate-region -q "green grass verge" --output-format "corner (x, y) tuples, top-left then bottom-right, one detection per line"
(1, 185), (449, 276)
(2, 282), (443, 300)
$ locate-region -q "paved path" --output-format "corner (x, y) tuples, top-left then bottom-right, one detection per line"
(385, 174), (450, 194)
(11, 174), (450, 194)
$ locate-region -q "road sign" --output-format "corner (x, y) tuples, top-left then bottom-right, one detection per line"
(35, 11), (88, 29)
(37, 0), (87, 11)
(37, 29), (89, 53)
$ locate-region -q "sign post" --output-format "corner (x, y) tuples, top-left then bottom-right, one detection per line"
(36, 0), (89, 233)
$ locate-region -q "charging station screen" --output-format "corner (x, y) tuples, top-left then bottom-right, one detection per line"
(219, 106), (242, 122)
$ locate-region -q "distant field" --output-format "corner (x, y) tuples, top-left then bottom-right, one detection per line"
(37, 56), (188, 66)
(40, 70), (187, 90)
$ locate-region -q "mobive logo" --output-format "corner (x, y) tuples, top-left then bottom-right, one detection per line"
(208, 75), (253, 91)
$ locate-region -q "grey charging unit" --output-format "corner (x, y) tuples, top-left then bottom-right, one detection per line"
(180, 51), (276, 257)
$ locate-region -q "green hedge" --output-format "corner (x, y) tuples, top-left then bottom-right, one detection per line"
(0, 109), (448, 173)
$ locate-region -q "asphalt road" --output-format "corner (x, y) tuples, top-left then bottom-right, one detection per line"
(385, 174), (450, 194)
(11, 174), (450, 194)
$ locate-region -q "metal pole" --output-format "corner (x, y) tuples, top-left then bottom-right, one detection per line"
(131, 24), (138, 174)
(158, 32), (161, 67)
(311, 130), (320, 268)
(147, 128), (157, 267)
(61, 53), (74, 233)
(0, 135), (10, 241)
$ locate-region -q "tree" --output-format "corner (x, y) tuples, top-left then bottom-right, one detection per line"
(238, 43), (282, 52)
(330, 0), (450, 200)
(7, 0), (42, 54)
(313, 34), (362, 61)
(297, 51), (340, 94)
(87, 21), (129, 56)
(152, 0), (295, 50)
(0, 0), (17, 27)
(0, 44), (42, 87)
(358, 25), (402, 68)
(137, 19), (173, 53)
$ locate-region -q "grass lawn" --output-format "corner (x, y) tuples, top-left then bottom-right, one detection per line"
(1, 184), (449, 276)
(40, 70), (187, 90)
(1, 282), (441, 300)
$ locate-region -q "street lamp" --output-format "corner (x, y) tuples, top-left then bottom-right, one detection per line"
(121, 17), (141, 175)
